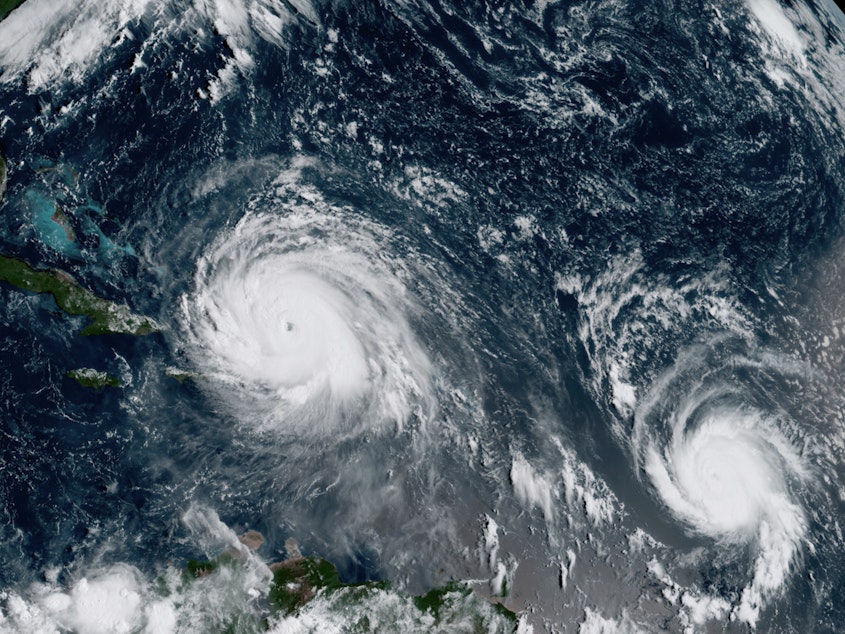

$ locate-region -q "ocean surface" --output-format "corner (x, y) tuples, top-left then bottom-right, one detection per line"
(2, 0), (845, 631)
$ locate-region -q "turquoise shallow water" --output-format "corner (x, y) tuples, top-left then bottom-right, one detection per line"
(1, 0), (845, 631)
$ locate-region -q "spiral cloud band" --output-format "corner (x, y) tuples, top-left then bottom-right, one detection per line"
(644, 403), (805, 541)
(181, 204), (436, 437)
(633, 347), (811, 625)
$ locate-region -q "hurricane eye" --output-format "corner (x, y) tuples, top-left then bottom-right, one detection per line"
(181, 210), (436, 437)
(635, 371), (811, 627)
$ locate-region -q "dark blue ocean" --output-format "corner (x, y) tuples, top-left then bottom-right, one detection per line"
(1, 0), (845, 631)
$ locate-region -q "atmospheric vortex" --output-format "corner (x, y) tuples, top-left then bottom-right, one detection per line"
(180, 206), (436, 437)
(633, 344), (811, 625)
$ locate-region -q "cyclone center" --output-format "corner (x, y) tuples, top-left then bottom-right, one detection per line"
(645, 405), (802, 541)
(204, 263), (372, 400)
(675, 422), (778, 535)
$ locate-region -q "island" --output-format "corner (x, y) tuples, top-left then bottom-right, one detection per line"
(180, 533), (520, 632)
(0, 0), (26, 21)
(164, 366), (194, 383)
(66, 368), (121, 389)
(268, 556), (518, 630)
(0, 255), (158, 336)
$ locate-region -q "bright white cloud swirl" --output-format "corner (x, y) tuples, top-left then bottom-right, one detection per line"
(633, 343), (811, 626)
(180, 204), (436, 438)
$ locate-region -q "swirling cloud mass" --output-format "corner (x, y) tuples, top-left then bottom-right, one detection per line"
(181, 200), (436, 438)
(634, 348), (812, 625)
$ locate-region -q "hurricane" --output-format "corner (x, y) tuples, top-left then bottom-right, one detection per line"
(633, 341), (815, 625)
(180, 184), (437, 438)
(4, 0), (845, 631)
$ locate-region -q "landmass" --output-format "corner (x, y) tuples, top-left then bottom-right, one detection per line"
(0, 255), (158, 336)
(268, 557), (518, 630)
(66, 368), (121, 389)
(49, 204), (76, 243)
(165, 366), (194, 383)
(0, 0), (26, 21)
(181, 533), (520, 632)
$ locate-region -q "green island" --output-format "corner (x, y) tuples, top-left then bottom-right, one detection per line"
(66, 368), (121, 389)
(0, 255), (158, 336)
(0, 0), (26, 21)
(267, 558), (517, 631)
(176, 533), (519, 633)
